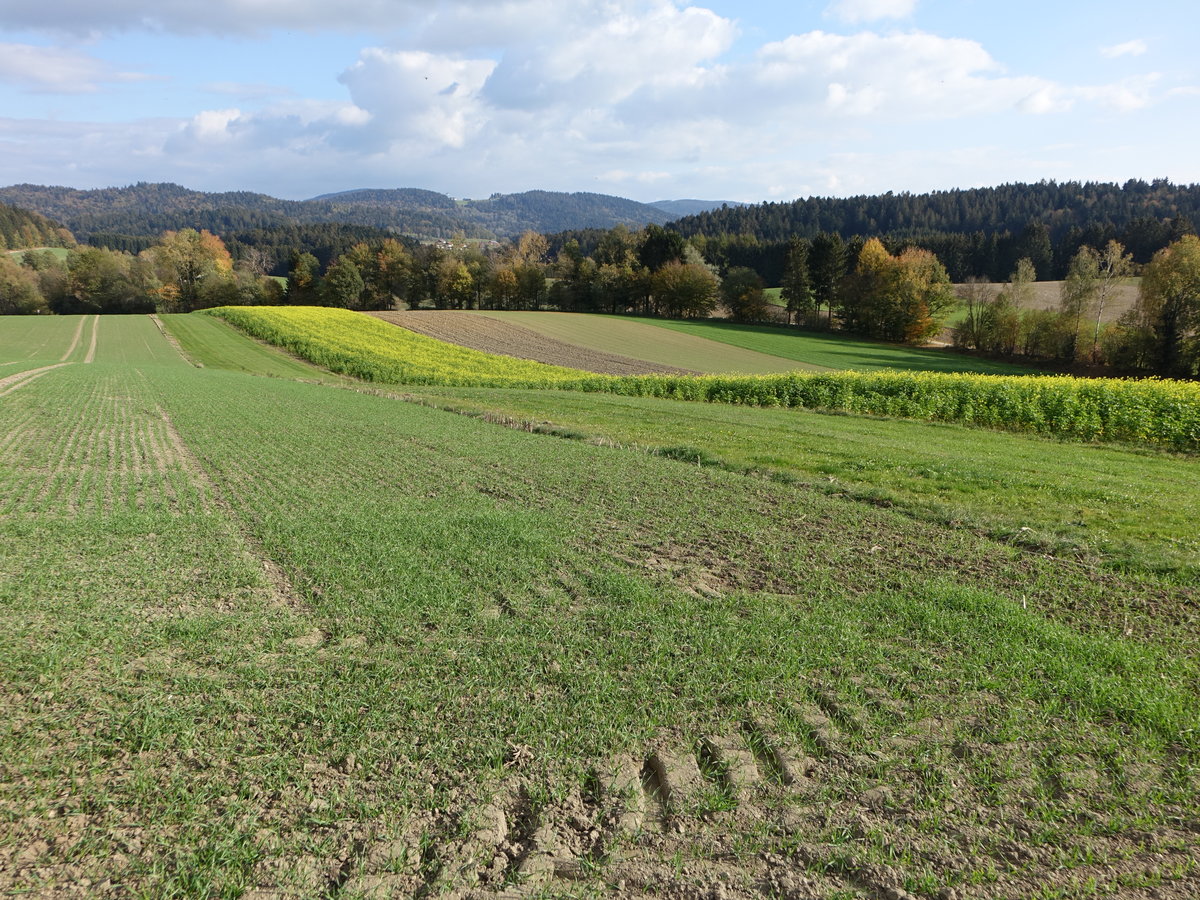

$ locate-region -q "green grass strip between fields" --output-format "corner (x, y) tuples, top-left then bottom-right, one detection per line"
(211, 306), (1200, 451)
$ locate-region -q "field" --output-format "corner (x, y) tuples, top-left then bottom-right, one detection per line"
(370, 312), (695, 376)
(469, 311), (823, 374)
(464, 311), (1036, 375)
(622, 318), (1037, 375)
(4, 247), (72, 264)
(1, 312), (1197, 899)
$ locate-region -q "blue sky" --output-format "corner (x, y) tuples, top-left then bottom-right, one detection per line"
(0, 0), (1195, 203)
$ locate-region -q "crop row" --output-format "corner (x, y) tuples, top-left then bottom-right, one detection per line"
(212, 306), (1200, 451)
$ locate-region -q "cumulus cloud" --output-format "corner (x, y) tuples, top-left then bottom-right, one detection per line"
(339, 49), (495, 148)
(1101, 39), (1147, 59)
(0, 43), (147, 92)
(0, 1), (1180, 202)
(826, 0), (917, 24)
(752, 31), (1049, 119)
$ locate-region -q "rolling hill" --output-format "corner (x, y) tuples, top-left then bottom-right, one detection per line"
(0, 182), (675, 242)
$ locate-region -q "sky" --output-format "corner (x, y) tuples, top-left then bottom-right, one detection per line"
(0, 0), (1196, 203)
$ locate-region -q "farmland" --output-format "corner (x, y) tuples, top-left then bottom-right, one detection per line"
(215, 307), (1200, 450)
(464, 311), (1036, 375)
(1, 312), (1198, 899)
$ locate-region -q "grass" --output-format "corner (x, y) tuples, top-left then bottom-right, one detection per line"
(1, 314), (1197, 897)
(0, 314), (90, 365)
(159, 312), (349, 382)
(627, 316), (1041, 374)
(215, 306), (1200, 451)
(5, 247), (71, 263)
(403, 385), (1200, 582)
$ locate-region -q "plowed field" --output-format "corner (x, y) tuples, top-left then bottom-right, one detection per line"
(371, 310), (699, 375)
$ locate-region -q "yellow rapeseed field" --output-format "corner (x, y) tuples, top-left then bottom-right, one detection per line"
(212, 306), (1200, 450)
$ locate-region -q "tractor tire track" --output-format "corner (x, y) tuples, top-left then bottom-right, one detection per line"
(83, 314), (100, 363)
(0, 362), (70, 397)
(59, 315), (87, 361)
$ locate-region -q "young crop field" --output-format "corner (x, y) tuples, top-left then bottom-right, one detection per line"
(1, 314), (1198, 900)
(369, 311), (696, 376)
(403, 385), (1200, 581)
(470, 311), (824, 374)
(214, 306), (1200, 451)
(623, 318), (1038, 376)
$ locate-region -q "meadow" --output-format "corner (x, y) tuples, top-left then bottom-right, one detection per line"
(0, 312), (1196, 899)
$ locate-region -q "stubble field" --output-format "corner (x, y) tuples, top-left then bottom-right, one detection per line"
(0, 312), (1196, 900)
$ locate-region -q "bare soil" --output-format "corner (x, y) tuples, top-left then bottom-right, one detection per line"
(370, 311), (700, 376)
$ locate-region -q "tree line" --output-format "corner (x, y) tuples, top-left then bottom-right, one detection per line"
(3, 218), (1198, 378)
(956, 238), (1200, 377)
(0, 202), (74, 252)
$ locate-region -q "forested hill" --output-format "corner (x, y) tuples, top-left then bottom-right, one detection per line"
(667, 179), (1200, 244)
(0, 183), (673, 241)
(0, 183), (300, 239)
(650, 199), (747, 217)
(0, 202), (74, 250)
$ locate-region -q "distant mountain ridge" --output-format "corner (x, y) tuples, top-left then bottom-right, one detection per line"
(649, 199), (747, 217)
(0, 183), (676, 241)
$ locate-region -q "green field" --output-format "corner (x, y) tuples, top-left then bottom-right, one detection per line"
(4, 246), (71, 264)
(406, 386), (1200, 581)
(627, 317), (1039, 375)
(1, 314), (1198, 899)
(159, 312), (350, 383)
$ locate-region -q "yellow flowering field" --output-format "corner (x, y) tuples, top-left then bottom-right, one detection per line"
(212, 306), (1200, 450)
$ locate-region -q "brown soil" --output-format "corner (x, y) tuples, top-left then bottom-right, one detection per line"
(369, 311), (700, 376)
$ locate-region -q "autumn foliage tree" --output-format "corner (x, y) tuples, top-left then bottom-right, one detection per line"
(1128, 234), (1200, 376)
(841, 238), (956, 342)
(150, 228), (234, 311)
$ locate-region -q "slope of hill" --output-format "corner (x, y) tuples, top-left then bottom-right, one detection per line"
(667, 178), (1200, 247)
(0, 201), (74, 250)
(0, 182), (674, 241)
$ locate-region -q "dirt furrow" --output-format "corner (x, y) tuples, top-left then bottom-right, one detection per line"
(83, 314), (99, 363)
(0, 362), (70, 397)
(59, 315), (86, 361)
(371, 310), (699, 376)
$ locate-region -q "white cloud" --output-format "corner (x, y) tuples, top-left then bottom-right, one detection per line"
(1101, 39), (1147, 59)
(480, 1), (734, 110)
(0, 0), (427, 36)
(0, 3), (1183, 203)
(0, 43), (147, 93)
(339, 49), (495, 148)
(826, 0), (916, 24)
(752, 31), (1051, 119)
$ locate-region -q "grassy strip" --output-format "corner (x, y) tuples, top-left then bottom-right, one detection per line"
(212, 306), (1200, 451)
(406, 385), (1200, 580)
(159, 312), (349, 382)
(627, 315), (1040, 374)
